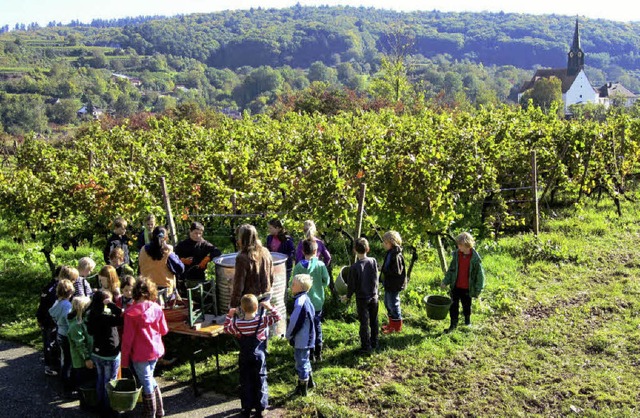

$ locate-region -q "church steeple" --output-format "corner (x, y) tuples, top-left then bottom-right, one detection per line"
(567, 18), (584, 76)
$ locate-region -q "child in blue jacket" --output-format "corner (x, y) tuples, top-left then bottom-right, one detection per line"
(285, 274), (315, 396)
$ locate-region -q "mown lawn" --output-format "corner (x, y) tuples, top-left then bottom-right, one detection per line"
(2, 198), (640, 416)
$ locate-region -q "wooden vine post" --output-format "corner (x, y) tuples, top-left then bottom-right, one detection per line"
(160, 176), (178, 246)
(354, 183), (366, 262)
(531, 150), (539, 236)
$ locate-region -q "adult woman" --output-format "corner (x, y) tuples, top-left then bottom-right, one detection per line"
(138, 226), (184, 305)
(121, 277), (168, 417)
(230, 224), (274, 308)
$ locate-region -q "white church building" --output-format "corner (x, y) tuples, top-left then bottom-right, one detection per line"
(519, 20), (637, 115)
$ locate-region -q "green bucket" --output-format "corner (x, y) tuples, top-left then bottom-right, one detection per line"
(424, 295), (452, 320)
(107, 378), (142, 412)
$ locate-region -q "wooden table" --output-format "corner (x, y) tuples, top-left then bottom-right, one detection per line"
(167, 321), (225, 396)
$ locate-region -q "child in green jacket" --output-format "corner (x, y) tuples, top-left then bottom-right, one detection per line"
(441, 232), (485, 333)
(67, 296), (94, 401)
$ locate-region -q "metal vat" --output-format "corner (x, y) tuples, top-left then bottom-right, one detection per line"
(214, 252), (288, 337)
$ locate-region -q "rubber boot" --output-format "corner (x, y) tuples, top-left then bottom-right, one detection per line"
(294, 379), (308, 396)
(314, 343), (323, 362)
(396, 318), (403, 333)
(308, 373), (316, 389)
(142, 392), (157, 418)
(154, 385), (165, 417)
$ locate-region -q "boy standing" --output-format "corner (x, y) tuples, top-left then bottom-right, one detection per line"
(103, 217), (131, 266)
(441, 232), (485, 333)
(291, 239), (329, 362)
(286, 274), (316, 396)
(224, 295), (281, 418)
(109, 247), (134, 279)
(345, 238), (379, 353)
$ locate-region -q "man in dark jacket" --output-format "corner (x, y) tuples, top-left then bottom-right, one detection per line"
(175, 222), (222, 292)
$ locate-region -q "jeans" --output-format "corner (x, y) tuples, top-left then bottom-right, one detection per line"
(92, 353), (121, 410)
(293, 348), (311, 381)
(132, 359), (158, 395)
(356, 298), (379, 350)
(313, 310), (323, 347)
(384, 290), (402, 320)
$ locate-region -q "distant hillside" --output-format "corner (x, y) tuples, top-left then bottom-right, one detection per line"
(1, 6), (640, 135)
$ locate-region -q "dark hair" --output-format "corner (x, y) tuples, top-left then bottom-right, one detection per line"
(268, 218), (287, 242)
(120, 275), (136, 289)
(302, 238), (318, 256)
(147, 226), (169, 260)
(87, 290), (112, 335)
(190, 222), (204, 232)
(132, 276), (158, 302)
(354, 237), (369, 254)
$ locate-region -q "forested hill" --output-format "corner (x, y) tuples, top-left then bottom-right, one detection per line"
(9, 6), (639, 73)
(2, 6), (640, 135)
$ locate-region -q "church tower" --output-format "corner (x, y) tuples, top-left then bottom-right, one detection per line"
(567, 19), (584, 76)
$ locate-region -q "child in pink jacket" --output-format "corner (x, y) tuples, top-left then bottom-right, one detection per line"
(121, 277), (168, 417)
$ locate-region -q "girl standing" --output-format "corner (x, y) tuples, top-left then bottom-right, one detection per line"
(87, 290), (123, 414)
(265, 219), (295, 280)
(230, 224), (274, 308)
(121, 277), (168, 418)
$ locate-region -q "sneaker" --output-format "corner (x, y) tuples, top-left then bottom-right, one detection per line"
(44, 367), (58, 376)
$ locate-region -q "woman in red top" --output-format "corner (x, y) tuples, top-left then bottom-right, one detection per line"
(121, 277), (168, 417)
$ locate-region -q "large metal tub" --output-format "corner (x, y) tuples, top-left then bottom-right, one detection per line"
(214, 252), (288, 337)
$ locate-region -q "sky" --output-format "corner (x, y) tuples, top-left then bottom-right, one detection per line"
(2, 0), (640, 28)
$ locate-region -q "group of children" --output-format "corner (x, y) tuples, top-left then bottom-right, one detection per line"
(36, 217), (170, 418)
(37, 214), (485, 418)
(224, 222), (486, 418)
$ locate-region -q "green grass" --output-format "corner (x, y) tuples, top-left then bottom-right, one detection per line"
(2, 197), (640, 416)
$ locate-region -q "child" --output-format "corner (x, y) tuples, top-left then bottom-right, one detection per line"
(48, 278), (75, 397)
(87, 289), (123, 413)
(175, 221), (222, 286)
(103, 216), (131, 266)
(291, 239), (329, 362)
(77, 257), (96, 297)
(67, 296), (94, 406)
(381, 231), (407, 334)
(265, 218), (295, 280)
(224, 295), (281, 417)
(121, 277), (168, 417)
(230, 224), (273, 309)
(118, 275), (136, 310)
(136, 214), (156, 251)
(109, 247), (134, 279)
(98, 265), (121, 302)
(285, 274), (316, 396)
(36, 265), (66, 377)
(294, 220), (332, 266)
(441, 232), (486, 333)
(345, 238), (379, 353)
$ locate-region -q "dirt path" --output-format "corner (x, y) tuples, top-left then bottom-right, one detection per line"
(0, 339), (283, 417)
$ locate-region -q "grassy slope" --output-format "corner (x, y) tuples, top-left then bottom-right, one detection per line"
(2, 199), (639, 416)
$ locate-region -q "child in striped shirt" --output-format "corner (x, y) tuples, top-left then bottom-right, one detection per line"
(224, 294), (280, 418)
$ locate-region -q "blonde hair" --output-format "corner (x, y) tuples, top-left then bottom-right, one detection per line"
(240, 294), (258, 314)
(56, 279), (75, 299)
(78, 257), (96, 274)
(71, 296), (91, 322)
(98, 265), (121, 294)
(303, 220), (317, 239)
(292, 274), (313, 292)
(455, 232), (476, 249)
(382, 231), (402, 247)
